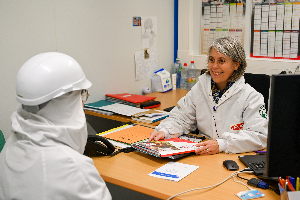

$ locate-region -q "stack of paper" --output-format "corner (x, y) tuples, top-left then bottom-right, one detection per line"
(99, 103), (149, 117)
(85, 100), (150, 117)
(101, 124), (154, 146)
(131, 110), (169, 123)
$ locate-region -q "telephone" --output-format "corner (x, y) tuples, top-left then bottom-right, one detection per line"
(84, 121), (115, 157)
(84, 135), (115, 157)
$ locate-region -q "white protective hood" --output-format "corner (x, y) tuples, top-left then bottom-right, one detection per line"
(0, 90), (112, 200)
(9, 90), (87, 163)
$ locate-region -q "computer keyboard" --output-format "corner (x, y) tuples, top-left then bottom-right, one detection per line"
(247, 161), (265, 175)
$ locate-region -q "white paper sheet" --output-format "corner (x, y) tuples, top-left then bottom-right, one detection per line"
(236, 3), (243, 29)
(222, 4), (230, 29)
(275, 31), (283, 57)
(268, 31), (276, 57)
(261, 31), (268, 56)
(149, 162), (199, 182)
(283, 31), (291, 58)
(100, 103), (149, 116)
(210, 5), (217, 29)
(290, 31), (299, 58)
(253, 31), (261, 56)
(135, 49), (158, 81)
(230, 3), (237, 29)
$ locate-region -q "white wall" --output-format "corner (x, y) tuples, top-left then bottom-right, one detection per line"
(178, 0), (300, 75)
(0, 0), (174, 140)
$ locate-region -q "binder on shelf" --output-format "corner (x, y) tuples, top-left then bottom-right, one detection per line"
(84, 100), (115, 115)
(85, 100), (115, 108)
(105, 93), (156, 107)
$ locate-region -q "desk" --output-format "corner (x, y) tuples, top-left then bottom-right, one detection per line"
(144, 89), (189, 111)
(90, 89), (279, 200)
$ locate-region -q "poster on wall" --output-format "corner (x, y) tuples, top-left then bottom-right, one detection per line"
(141, 16), (157, 50)
(250, 0), (300, 60)
(201, 0), (246, 54)
(134, 16), (158, 81)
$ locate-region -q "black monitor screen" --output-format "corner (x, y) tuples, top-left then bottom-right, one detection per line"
(266, 74), (300, 177)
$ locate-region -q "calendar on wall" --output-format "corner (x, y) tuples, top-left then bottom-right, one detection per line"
(201, 0), (246, 54)
(250, 0), (300, 60)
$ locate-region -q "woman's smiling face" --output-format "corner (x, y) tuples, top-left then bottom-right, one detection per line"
(209, 47), (240, 90)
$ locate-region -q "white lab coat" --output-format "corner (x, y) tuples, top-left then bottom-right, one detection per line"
(155, 73), (268, 153)
(0, 91), (111, 200)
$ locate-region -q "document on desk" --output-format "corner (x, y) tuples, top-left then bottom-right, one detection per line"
(149, 162), (199, 182)
(102, 124), (154, 145)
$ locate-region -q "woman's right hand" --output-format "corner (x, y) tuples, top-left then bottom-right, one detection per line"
(148, 131), (165, 142)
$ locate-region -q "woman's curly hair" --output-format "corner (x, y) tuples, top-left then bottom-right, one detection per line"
(206, 37), (247, 82)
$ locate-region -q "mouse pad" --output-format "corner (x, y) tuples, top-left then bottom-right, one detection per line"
(102, 124), (154, 144)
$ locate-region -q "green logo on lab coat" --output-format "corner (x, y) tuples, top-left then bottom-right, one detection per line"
(259, 105), (267, 119)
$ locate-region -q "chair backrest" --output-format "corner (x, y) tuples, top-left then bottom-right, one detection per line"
(244, 73), (270, 111)
(0, 130), (5, 152)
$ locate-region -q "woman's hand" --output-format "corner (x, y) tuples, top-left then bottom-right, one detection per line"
(148, 131), (165, 142)
(195, 140), (219, 155)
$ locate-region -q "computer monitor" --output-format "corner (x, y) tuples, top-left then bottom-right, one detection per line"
(266, 74), (300, 177)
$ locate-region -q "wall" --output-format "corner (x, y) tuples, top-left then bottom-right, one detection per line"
(177, 0), (300, 75)
(0, 0), (174, 139)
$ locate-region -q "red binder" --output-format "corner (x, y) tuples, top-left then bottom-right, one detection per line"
(105, 93), (156, 104)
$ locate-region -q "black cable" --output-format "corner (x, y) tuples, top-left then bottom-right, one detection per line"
(110, 147), (135, 156)
(268, 186), (280, 195)
(237, 172), (280, 195)
(237, 172), (249, 181)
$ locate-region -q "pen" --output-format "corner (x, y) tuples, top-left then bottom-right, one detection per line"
(289, 177), (296, 189)
(296, 177), (300, 191)
(286, 178), (295, 191)
(254, 151), (266, 155)
(278, 177), (285, 188)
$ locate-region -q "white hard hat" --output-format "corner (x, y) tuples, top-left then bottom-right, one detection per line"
(16, 52), (92, 106)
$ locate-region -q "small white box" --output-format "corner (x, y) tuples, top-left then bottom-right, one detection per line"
(152, 68), (172, 92)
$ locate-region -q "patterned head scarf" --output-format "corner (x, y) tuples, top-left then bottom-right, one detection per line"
(206, 37), (247, 82)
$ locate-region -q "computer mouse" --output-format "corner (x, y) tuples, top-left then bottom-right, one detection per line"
(223, 160), (239, 171)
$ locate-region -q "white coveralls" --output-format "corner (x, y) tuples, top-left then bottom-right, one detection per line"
(0, 91), (111, 200)
(155, 73), (268, 153)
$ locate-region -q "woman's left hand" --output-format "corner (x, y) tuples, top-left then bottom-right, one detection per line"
(195, 140), (219, 155)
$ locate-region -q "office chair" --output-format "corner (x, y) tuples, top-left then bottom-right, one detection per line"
(0, 130), (5, 152)
(244, 73), (270, 111)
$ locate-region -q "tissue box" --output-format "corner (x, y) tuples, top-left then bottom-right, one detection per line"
(152, 68), (172, 92)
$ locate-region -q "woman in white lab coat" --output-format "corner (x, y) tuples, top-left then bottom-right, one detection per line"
(0, 52), (111, 200)
(149, 37), (268, 155)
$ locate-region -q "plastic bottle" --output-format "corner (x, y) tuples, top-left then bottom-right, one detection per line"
(172, 59), (178, 74)
(187, 61), (197, 90)
(180, 63), (188, 90)
(174, 58), (182, 88)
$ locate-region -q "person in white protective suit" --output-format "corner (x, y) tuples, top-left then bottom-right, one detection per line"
(0, 52), (112, 200)
(148, 37), (268, 155)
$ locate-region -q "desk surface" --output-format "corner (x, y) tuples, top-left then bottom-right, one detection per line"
(91, 89), (279, 200)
